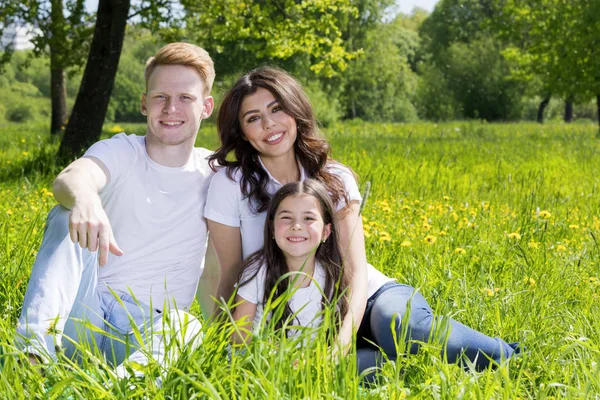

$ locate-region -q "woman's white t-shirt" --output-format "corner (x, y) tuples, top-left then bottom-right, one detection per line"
(204, 158), (394, 302)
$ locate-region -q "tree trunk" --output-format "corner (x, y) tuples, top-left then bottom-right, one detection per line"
(537, 95), (551, 123)
(49, 0), (67, 135)
(58, 0), (130, 161)
(564, 96), (574, 123)
(50, 63), (67, 135)
(597, 94), (600, 132)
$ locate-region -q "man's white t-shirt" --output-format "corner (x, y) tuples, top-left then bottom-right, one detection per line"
(84, 133), (214, 311)
(204, 158), (394, 299)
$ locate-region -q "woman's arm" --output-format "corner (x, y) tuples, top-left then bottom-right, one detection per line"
(231, 296), (258, 344)
(335, 200), (369, 356)
(207, 220), (244, 307)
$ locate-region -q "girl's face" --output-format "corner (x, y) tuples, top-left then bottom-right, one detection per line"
(273, 194), (331, 262)
(238, 87), (297, 162)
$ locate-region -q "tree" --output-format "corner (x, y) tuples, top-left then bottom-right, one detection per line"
(418, 0), (525, 121)
(58, 0), (359, 160)
(493, 0), (600, 126)
(0, 0), (93, 134)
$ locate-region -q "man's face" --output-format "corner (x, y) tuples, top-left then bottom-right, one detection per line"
(141, 64), (213, 150)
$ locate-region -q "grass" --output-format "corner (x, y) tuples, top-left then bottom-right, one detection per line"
(1, 120), (599, 398)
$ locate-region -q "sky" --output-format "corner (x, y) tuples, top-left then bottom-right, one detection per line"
(398, 0), (439, 14)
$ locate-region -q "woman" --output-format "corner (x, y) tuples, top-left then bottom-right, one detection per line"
(204, 66), (517, 375)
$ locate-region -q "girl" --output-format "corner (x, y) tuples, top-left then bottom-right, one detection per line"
(204, 66), (518, 375)
(232, 179), (348, 344)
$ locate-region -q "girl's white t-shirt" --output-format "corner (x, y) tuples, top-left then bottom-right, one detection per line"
(204, 159), (394, 299)
(236, 261), (328, 334)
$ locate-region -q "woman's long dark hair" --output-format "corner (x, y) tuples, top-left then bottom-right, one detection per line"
(238, 179), (350, 335)
(208, 66), (349, 213)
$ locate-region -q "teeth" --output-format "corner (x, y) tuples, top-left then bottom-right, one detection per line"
(266, 133), (283, 142)
(162, 121), (183, 126)
(288, 237), (307, 242)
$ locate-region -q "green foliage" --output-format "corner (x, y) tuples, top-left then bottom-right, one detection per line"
(415, 62), (456, 121)
(492, 0), (600, 106)
(1, 121), (600, 397)
(180, 0), (359, 77)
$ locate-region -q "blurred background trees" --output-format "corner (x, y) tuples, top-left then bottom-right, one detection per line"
(1, 0), (599, 157)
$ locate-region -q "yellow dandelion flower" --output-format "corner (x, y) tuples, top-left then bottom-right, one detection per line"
(568, 224), (579, 229)
(379, 231), (391, 242)
(22, 151), (29, 157)
(454, 247), (466, 254)
(109, 124), (125, 134)
(556, 244), (566, 252)
(423, 222), (431, 230)
(401, 205), (411, 211)
(6, 210), (13, 215)
(528, 241), (539, 249)
(400, 241), (412, 247)
(363, 230), (372, 238)
(524, 276), (536, 287)
(362, 216), (368, 223)
(443, 195), (450, 201)
(507, 232), (521, 240)
(424, 235), (436, 244)
(439, 230), (447, 236)
(539, 210), (551, 218)
(21, 138), (26, 143)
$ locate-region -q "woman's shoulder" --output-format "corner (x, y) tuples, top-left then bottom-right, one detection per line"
(325, 161), (356, 181)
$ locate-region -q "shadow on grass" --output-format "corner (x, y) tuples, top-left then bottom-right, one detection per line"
(0, 144), (68, 184)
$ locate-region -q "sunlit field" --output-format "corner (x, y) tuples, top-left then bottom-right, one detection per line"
(1, 121), (599, 399)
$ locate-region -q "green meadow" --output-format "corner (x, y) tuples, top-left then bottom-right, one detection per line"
(1, 121), (599, 399)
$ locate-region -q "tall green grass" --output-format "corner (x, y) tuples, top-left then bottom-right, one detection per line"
(1, 121), (599, 398)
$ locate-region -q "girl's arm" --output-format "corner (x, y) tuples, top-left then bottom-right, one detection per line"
(335, 200), (369, 357)
(207, 220), (244, 308)
(232, 295), (258, 344)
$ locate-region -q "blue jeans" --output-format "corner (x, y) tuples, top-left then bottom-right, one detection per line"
(356, 282), (515, 378)
(15, 206), (202, 377)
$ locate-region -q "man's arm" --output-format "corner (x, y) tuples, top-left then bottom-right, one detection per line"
(52, 156), (123, 265)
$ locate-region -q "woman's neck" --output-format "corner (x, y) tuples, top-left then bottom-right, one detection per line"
(285, 255), (316, 289)
(260, 153), (300, 184)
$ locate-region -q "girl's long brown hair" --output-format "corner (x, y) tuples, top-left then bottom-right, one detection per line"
(208, 66), (349, 213)
(238, 180), (350, 335)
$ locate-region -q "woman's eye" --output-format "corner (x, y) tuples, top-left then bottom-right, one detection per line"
(272, 105), (282, 113)
(247, 116), (259, 123)
(181, 95), (192, 100)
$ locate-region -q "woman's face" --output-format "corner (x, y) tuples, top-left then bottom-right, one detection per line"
(238, 87), (297, 162)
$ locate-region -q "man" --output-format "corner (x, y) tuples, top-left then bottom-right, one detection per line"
(16, 42), (217, 377)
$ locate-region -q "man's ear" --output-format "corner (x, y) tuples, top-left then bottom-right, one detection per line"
(140, 93), (148, 116)
(202, 96), (214, 119)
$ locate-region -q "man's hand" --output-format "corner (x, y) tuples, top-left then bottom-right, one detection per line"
(53, 156), (123, 266)
(69, 197), (123, 266)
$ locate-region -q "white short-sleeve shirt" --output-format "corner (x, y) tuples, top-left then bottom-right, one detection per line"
(84, 133), (214, 311)
(204, 158), (393, 298)
(237, 261), (328, 335)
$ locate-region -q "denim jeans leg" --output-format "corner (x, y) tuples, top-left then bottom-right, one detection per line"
(15, 205), (104, 362)
(365, 283), (514, 371)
